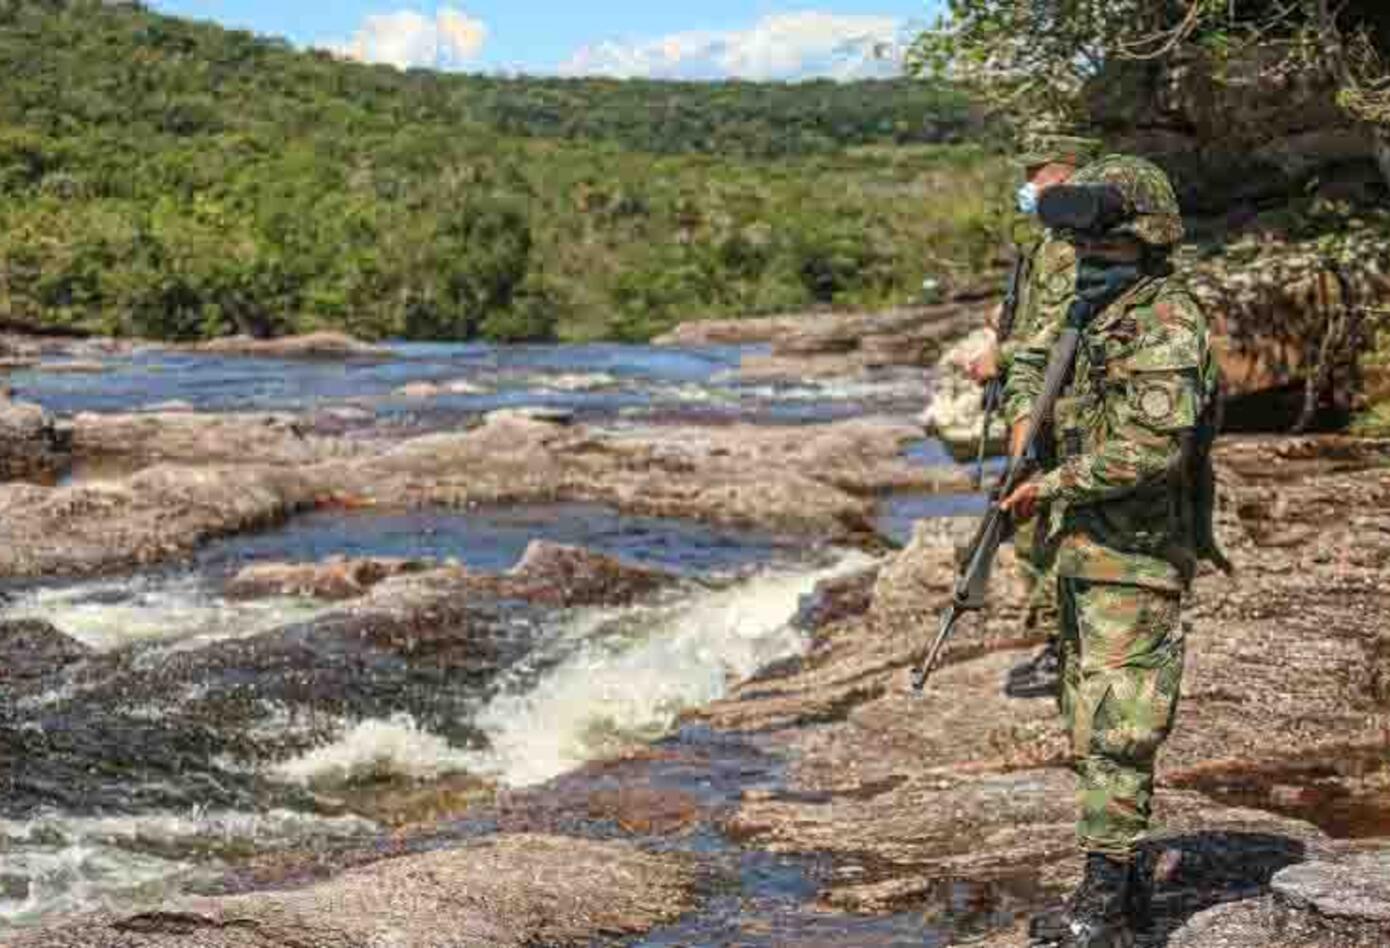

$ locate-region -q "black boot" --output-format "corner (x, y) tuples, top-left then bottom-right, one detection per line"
(1029, 853), (1136, 947)
(1126, 849), (1154, 936)
(1006, 637), (1061, 699)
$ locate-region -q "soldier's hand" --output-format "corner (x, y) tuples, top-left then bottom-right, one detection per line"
(1000, 479), (1042, 520)
(965, 345), (999, 384)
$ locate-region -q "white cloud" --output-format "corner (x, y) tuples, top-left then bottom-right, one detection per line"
(327, 7), (488, 70)
(561, 12), (905, 82)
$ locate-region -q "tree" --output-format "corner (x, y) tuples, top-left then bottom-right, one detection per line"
(914, 1), (1390, 184)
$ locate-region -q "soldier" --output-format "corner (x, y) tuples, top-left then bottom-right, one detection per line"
(1000, 155), (1219, 947)
(968, 127), (1102, 700)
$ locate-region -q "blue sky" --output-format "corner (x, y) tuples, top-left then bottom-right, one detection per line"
(150, 2), (943, 79)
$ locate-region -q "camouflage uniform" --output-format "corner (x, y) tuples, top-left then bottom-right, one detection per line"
(999, 129), (1099, 642)
(1005, 156), (1215, 858)
(1001, 233), (1074, 637)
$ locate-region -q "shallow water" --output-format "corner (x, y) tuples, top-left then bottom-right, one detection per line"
(12, 342), (927, 429)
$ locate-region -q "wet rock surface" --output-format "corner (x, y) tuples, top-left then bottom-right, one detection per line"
(0, 619), (92, 680)
(224, 556), (434, 601)
(0, 398), (71, 483)
(10, 834), (695, 948)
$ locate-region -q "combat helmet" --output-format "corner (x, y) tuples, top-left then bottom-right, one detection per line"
(1015, 116), (1104, 169)
(1069, 155), (1185, 248)
(1016, 131), (1105, 170)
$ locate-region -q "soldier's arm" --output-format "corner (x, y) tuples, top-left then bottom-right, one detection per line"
(1035, 302), (1204, 506)
(1001, 238), (1074, 435)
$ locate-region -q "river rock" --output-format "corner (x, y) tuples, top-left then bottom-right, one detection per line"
(1272, 850), (1390, 928)
(1167, 848), (1390, 947)
(484, 405), (576, 425)
(72, 411), (362, 468)
(225, 557), (435, 601)
(655, 303), (984, 361)
(0, 619), (91, 680)
(0, 413), (969, 580)
(396, 380), (444, 399)
(193, 331), (389, 360)
(324, 414), (955, 544)
(0, 464), (319, 578)
(0, 398), (71, 483)
(491, 540), (675, 606)
(12, 834), (694, 948)
(32, 359), (105, 374)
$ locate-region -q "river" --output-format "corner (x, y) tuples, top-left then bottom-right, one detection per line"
(0, 340), (980, 938)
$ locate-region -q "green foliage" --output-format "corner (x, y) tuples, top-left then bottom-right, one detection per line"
(0, 0), (1007, 342)
(914, 1), (1390, 130)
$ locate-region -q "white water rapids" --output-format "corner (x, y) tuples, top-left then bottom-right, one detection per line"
(1, 549), (878, 926)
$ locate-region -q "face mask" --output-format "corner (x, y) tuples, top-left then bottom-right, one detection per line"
(1016, 181), (1040, 216)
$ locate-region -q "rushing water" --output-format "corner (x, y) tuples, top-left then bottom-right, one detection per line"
(0, 341), (970, 933)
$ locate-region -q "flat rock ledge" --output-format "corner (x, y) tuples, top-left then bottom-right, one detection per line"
(12, 834), (695, 948)
(1170, 849), (1390, 947)
(189, 331), (390, 361)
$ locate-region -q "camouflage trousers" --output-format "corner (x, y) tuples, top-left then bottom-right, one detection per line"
(1013, 511), (1059, 634)
(1058, 578), (1185, 858)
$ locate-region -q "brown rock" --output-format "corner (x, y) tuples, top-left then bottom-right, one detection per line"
(0, 619), (91, 680)
(192, 331), (389, 360)
(322, 414), (957, 543)
(690, 434), (1390, 935)
(72, 411), (361, 469)
(587, 786), (701, 835)
(656, 304), (983, 358)
(495, 540), (674, 606)
(32, 360), (106, 374)
(0, 464), (318, 579)
(225, 557), (434, 601)
(0, 413), (969, 579)
(12, 834), (694, 948)
(0, 399), (71, 484)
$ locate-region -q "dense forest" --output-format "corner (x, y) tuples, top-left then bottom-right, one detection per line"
(0, 0), (1006, 343)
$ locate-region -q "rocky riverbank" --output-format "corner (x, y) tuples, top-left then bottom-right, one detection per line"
(689, 434), (1390, 944)
(0, 410), (970, 579)
(1, 330), (1386, 945)
(6, 433), (1387, 945)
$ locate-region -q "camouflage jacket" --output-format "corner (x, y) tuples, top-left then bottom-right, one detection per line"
(1008, 274), (1214, 593)
(1000, 232), (1076, 428)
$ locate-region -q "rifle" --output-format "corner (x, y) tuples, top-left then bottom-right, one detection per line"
(973, 249), (1030, 488)
(912, 263), (1144, 693)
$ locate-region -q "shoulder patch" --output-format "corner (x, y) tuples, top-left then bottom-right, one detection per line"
(1139, 384), (1175, 422)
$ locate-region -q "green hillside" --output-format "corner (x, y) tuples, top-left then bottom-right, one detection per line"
(0, 0), (1008, 342)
